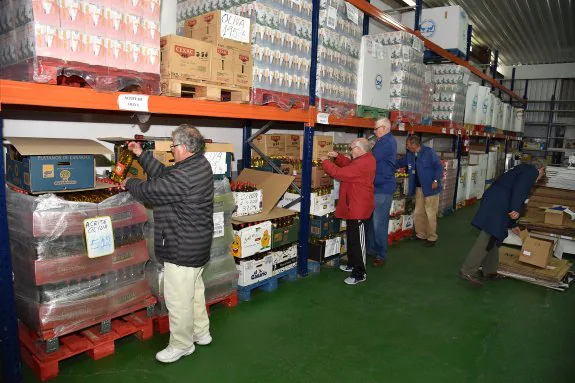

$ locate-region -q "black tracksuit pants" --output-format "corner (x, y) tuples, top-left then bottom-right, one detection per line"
(346, 219), (367, 278)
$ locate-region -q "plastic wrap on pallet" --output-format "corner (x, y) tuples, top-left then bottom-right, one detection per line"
(430, 63), (470, 124)
(370, 31), (425, 121)
(14, 264), (152, 336)
(146, 246), (238, 316)
(0, 0), (161, 94)
(421, 66), (435, 125)
(6, 189), (147, 256)
(315, 0), (363, 117)
(176, 0), (312, 110)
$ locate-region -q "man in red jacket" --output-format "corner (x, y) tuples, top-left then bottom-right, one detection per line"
(322, 138), (376, 285)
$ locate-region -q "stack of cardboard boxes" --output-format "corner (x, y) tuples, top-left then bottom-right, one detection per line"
(161, 10), (252, 97)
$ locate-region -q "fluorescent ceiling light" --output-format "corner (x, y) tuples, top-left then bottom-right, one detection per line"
(403, 0), (416, 6)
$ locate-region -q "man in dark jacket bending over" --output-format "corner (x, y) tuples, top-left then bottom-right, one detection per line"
(460, 160), (546, 286)
(122, 125), (214, 362)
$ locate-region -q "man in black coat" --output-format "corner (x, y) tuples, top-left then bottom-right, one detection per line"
(122, 125), (214, 362)
(460, 160), (546, 286)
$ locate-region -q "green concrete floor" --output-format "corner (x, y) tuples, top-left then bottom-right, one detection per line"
(25, 207), (575, 383)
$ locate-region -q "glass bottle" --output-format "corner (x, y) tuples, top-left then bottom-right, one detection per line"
(110, 144), (134, 183)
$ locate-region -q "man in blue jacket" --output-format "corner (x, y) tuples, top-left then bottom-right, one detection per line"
(396, 135), (443, 247)
(460, 161), (546, 286)
(367, 117), (397, 267)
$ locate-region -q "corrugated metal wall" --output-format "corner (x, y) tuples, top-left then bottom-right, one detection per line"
(501, 79), (562, 123)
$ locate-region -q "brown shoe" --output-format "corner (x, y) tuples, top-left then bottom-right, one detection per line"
(424, 240), (436, 247)
(480, 271), (506, 281)
(372, 259), (386, 267)
(459, 271), (483, 286)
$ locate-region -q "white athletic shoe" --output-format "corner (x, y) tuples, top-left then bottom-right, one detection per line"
(194, 333), (212, 346)
(339, 265), (353, 272)
(155, 345), (195, 363)
(344, 275), (367, 285)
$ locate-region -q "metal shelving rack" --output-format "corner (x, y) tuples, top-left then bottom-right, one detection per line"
(0, 0), (526, 381)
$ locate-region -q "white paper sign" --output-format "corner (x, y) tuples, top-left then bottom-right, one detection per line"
(345, 3), (359, 25)
(204, 152), (228, 175)
(232, 190), (263, 217)
(220, 11), (250, 43)
(317, 112), (330, 124)
(117, 94), (149, 112)
(326, 6), (337, 30)
(213, 212), (225, 238)
(84, 216), (115, 258)
(325, 237), (341, 257)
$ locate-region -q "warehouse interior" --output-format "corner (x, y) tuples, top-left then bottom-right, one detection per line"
(1, 0), (574, 382)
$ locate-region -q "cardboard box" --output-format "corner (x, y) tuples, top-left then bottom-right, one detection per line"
(402, 5), (468, 53)
(184, 10), (251, 51)
(543, 207), (569, 226)
(293, 167), (333, 189)
(279, 191), (336, 217)
(5, 137), (111, 193)
(310, 215), (332, 238)
(401, 214), (414, 231)
(99, 138), (234, 179)
(271, 244), (298, 275)
(231, 220), (272, 258)
(233, 48), (253, 88)
(283, 135), (302, 158)
(300, 135), (334, 160)
(308, 236), (342, 262)
(231, 168), (296, 224)
(272, 220), (299, 249)
(519, 231), (557, 268)
(236, 253), (273, 287)
(251, 134), (286, 158)
(160, 34), (211, 81)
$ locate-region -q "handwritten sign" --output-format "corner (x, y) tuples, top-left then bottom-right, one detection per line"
(345, 3), (359, 25)
(84, 216), (115, 258)
(232, 190), (263, 217)
(213, 212), (225, 238)
(220, 11), (250, 43)
(325, 237), (341, 258)
(117, 94), (149, 112)
(204, 152), (228, 175)
(317, 112), (329, 124)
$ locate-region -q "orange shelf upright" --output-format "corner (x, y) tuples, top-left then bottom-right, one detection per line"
(0, 80), (312, 123)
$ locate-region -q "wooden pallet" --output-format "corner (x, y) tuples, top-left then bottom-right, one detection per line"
(153, 290), (239, 334)
(238, 268), (298, 301)
(20, 309), (154, 381)
(356, 105), (389, 119)
(161, 78), (249, 102)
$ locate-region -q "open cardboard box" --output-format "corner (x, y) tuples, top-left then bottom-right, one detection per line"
(540, 205), (574, 226)
(5, 137), (112, 193)
(99, 137), (234, 178)
(501, 229), (558, 268)
(231, 169), (296, 223)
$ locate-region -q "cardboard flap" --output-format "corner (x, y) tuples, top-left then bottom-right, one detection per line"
(6, 137), (112, 155)
(232, 207), (296, 224)
(235, 169), (295, 218)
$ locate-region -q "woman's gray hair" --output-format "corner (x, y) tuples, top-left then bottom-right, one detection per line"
(172, 124), (206, 154)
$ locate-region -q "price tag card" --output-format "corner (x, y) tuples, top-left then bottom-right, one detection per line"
(345, 3), (359, 24)
(84, 216), (115, 258)
(441, 128), (447, 134)
(118, 94), (149, 112)
(317, 112), (330, 124)
(213, 212), (225, 238)
(326, 6), (337, 29)
(398, 123), (405, 131)
(450, 128), (454, 134)
(220, 11), (250, 43)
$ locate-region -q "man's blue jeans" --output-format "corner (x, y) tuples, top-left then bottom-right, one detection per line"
(367, 193), (393, 261)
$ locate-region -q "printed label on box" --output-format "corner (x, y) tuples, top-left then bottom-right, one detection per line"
(325, 237), (341, 258)
(232, 190), (263, 217)
(231, 221), (272, 258)
(326, 6), (337, 29)
(237, 254), (273, 286)
(213, 212), (224, 238)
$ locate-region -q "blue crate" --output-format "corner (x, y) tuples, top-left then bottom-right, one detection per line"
(424, 48), (465, 62)
(307, 256), (342, 275)
(238, 267), (298, 302)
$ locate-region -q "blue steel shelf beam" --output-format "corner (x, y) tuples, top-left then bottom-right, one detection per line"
(466, 25), (472, 61)
(452, 134), (463, 211)
(242, 120), (252, 171)
(363, 0), (370, 36)
(491, 50), (499, 93)
(414, 0), (422, 31)
(544, 80), (559, 158)
(0, 115), (24, 383)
